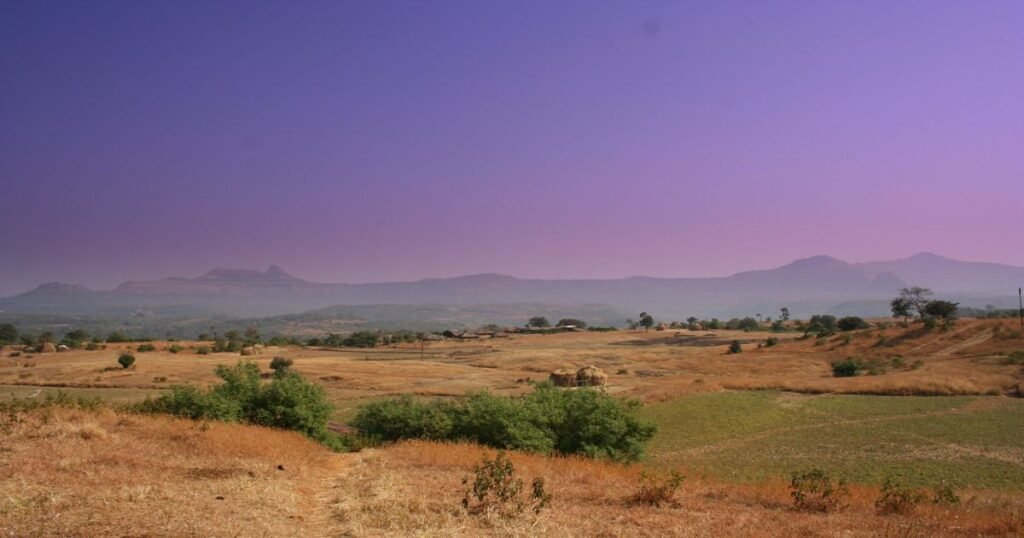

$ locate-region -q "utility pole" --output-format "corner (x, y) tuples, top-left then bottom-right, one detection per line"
(1019, 287), (1023, 329)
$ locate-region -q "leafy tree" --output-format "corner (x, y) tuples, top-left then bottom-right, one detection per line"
(528, 317), (551, 328)
(118, 353), (136, 369)
(106, 331), (129, 343)
(638, 312), (655, 332)
(625, 318), (638, 330)
(0, 323), (18, 346)
(804, 315), (837, 336)
(343, 331), (379, 348)
(269, 356), (294, 377)
(898, 287), (933, 319)
(555, 318), (587, 329)
(728, 340), (742, 354)
(890, 297), (913, 327)
(63, 329), (89, 342)
(924, 300), (959, 328)
(780, 307), (790, 322)
(836, 316), (869, 331)
(244, 327), (261, 345)
(37, 331), (54, 344)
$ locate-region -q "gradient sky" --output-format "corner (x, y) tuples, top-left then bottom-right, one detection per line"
(1, 1), (1022, 295)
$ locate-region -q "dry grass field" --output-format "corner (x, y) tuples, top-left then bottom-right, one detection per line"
(2, 318), (1023, 535)
(2, 409), (1022, 537)
(2, 318), (1021, 406)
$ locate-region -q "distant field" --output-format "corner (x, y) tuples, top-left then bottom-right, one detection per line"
(641, 391), (1024, 489)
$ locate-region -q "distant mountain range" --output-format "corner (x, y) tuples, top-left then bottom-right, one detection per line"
(2, 253), (1022, 321)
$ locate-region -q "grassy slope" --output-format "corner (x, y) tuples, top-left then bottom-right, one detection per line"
(641, 391), (1024, 488)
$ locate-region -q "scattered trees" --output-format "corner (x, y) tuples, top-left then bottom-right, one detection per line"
(527, 317), (550, 328)
(890, 288), (959, 328)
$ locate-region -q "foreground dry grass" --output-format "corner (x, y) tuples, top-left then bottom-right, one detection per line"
(3, 409), (1022, 537)
(2, 319), (1021, 408)
(0, 407), (345, 537)
(333, 440), (1024, 537)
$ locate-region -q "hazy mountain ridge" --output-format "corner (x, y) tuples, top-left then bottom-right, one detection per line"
(2, 253), (1022, 320)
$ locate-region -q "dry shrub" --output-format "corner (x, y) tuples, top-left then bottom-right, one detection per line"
(632, 469), (684, 508)
(461, 452), (550, 516)
(790, 469), (849, 513)
(875, 476), (927, 516)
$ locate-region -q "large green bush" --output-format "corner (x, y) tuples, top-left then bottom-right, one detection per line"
(352, 383), (656, 462)
(139, 361), (342, 449)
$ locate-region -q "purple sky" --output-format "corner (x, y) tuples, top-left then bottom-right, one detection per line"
(2, 1), (1023, 295)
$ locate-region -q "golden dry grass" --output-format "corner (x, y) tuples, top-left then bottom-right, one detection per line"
(2, 319), (1021, 410)
(0, 407), (345, 537)
(2, 410), (1022, 536)
(331, 440), (1024, 537)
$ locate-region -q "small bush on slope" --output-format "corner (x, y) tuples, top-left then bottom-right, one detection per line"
(352, 382), (656, 462)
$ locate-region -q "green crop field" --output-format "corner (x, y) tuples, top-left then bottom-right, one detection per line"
(640, 391), (1024, 489)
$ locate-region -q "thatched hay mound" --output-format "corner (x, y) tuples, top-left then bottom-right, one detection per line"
(549, 368), (577, 387)
(240, 346), (256, 356)
(576, 365), (608, 387)
(40, 343), (57, 354)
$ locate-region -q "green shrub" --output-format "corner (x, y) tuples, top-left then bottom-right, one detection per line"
(790, 469), (849, 513)
(837, 316), (869, 331)
(136, 343), (156, 352)
(633, 470), (684, 508)
(461, 452), (550, 516)
(85, 342), (101, 351)
(875, 476), (926, 515)
(352, 383), (655, 462)
(138, 362), (342, 449)
(764, 337), (778, 347)
(269, 356), (294, 376)
(831, 358), (861, 377)
(931, 483), (960, 506)
(196, 346), (211, 355)
(168, 344), (184, 354)
(117, 354), (136, 369)
(727, 341), (742, 354)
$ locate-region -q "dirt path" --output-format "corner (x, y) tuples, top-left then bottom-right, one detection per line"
(930, 330), (993, 358)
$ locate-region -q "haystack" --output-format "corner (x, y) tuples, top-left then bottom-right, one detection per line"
(575, 365), (607, 387)
(549, 368), (577, 387)
(252, 344), (265, 354)
(40, 342), (57, 354)
(240, 346), (256, 356)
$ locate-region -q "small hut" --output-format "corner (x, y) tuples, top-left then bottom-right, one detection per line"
(575, 365), (608, 387)
(549, 368), (577, 387)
